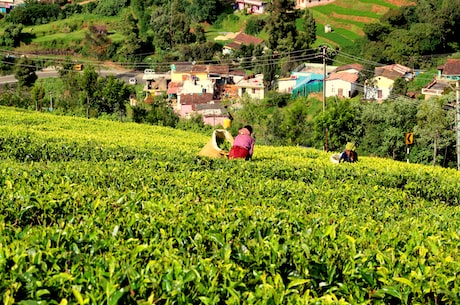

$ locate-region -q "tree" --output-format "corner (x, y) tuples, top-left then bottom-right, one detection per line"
(265, 0), (299, 53)
(145, 99), (179, 127)
(150, 6), (172, 50)
(414, 96), (454, 166)
(279, 98), (313, 146)
(313, 99), (361, 151)
(15, 57), (37, 88)
(0, 24), (23, 48)
(363, 23), (391, 42)
(6, 2), (60, 25)
(94, 0), (128, 16)
(391, 77), (408, 97)
(184, 0), (223, 23)
(245, 16), (265, 36)
(262, 51), (278, 91)
(194, 24), (206, 44)
(359, 99), (418, 160)
(116, 11), (142, 61)
(97, 75), (132, 120)
(297, 9), (316, 50)
(78, 65), (99, 118)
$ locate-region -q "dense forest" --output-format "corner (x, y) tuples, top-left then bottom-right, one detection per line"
(0, 0), (460, 167)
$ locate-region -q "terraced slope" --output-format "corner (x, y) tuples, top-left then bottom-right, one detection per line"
(310, 0), (414, 48)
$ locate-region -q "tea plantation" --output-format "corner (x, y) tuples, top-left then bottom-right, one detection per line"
(1, 106), (459, 304)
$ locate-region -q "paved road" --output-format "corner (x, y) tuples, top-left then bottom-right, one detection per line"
(0, 69), (143, 85)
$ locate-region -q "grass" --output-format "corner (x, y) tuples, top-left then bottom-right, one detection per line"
(1, 1), (414, 58)
(311, 4), (382, 19)
(309, 0), (414, 48)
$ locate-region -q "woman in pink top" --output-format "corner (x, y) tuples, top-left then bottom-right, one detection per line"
(228, 125), (255, 160)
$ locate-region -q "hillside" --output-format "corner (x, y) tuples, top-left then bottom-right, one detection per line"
(310, 0), (415, 48)
(1, 106), (460, 303)
(0, 0), (416, 60)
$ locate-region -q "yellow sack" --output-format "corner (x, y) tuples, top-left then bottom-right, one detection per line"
(198, 129), (234, 158)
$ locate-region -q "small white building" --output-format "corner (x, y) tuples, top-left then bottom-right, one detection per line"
(236, 74), (265, 100)
(325, 72), (359, 98)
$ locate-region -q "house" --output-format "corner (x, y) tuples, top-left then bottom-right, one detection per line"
(194, 103), (231, 127)
(364, 64), (413, 101)
(236, 74), (265, 100)
(277, 76), (297, 94)
(437, 58), (460, 81)
(288, 63), (336, 98)
(143, 69), (170, 98)
(235, 0), (267, 14)
(421, 58), (460, 100)
(325, 72), (359, 98)
(296, 0), (333, 9)
(325, 63), (362, 98)
(223, 32), (264, 55)
(421, 80), (451, 100)
(0, 0), (16, 13)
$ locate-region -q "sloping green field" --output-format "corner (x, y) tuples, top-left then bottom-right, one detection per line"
(311, 0), (413, 48)
(1, 106), (459, 304)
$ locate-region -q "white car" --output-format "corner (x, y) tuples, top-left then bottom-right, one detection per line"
(129, 78), (137, 85)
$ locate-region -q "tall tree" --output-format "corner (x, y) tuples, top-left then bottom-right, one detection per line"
(0, 24), (23, 48)
(359, 98), (418, 160)
(414, 96), (454, 166)
(150, 6), (172, 50)
(265, 0), (299, 53)
(313, 99), (361, 151)
(14, 57), (37, 88)
(116, 11), (142, 61)
(97, 75), (132, 120)
(297, 9), (316, 51)
(78, 65), (99, 118)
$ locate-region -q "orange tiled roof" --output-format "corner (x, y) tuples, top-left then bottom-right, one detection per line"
(442, 59), (460, 76)
(326, 72), (359, 83)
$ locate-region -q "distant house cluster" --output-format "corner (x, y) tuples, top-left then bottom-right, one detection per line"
(142, 64), (265, 127)
(140, 57), (460, 126)
(0, 0), (22, 13)
(234, 0), (268, 14)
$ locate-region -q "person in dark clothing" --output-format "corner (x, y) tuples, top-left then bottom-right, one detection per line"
(339, 142), (358, 163)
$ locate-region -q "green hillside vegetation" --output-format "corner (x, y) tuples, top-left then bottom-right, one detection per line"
(1, 106), (460, 303)
(310, 0), (407, 48)
(0, 0), (412, 57)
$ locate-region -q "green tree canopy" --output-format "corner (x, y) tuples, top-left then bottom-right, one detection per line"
(14, 57), (37, 88)
(0, 24), (23, 48)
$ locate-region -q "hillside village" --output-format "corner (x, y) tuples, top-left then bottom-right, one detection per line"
(141, 55), (460, 127)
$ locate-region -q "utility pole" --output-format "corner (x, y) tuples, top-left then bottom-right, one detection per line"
(456, 80), (460, 170)
(322, 46), (329, 151)
(322, 46), (327, 112)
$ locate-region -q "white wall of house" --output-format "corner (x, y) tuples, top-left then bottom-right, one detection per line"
(181, 79), (214, 95)
(238, 86), (265, 100)
(326, 79), (355, 98)
(236, 74), (265, 99)
(277, 78), (296, 93)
